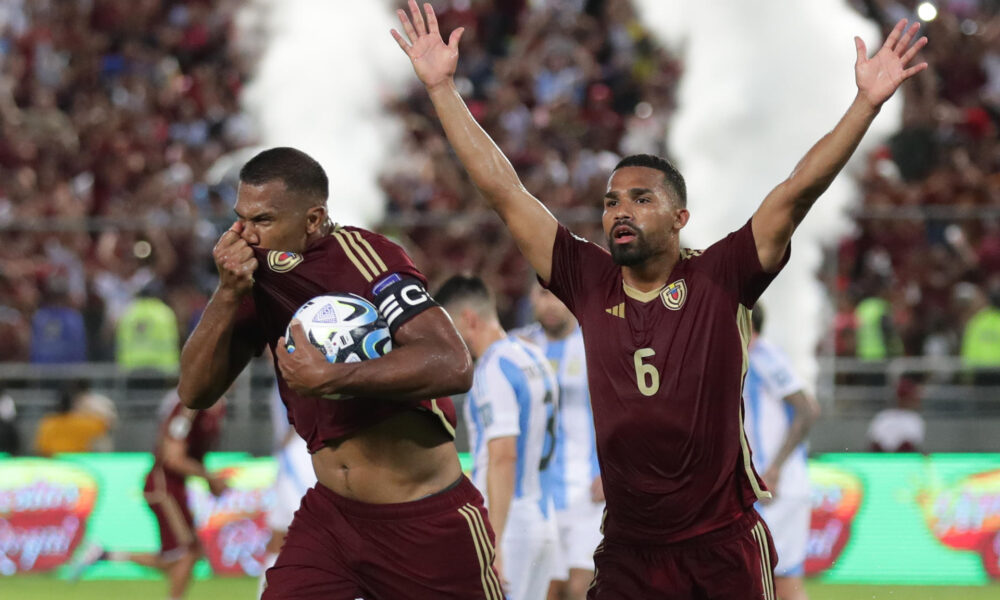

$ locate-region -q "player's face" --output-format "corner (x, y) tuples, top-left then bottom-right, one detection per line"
(531, 285), (574, 336)
(233, 180), (326, 252)
(602, 167), (688, 267)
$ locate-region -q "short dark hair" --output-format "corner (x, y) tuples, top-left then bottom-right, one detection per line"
(434, 275), (492, 311)
(239, 147), (328, 203)
(614, 154), (686, 207)
(751, 304), (765, 334)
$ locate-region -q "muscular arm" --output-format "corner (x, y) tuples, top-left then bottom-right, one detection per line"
(768, 391), (821, 476)
(177, 289), (255, 409)
(752, 20), (927, 271)
(485, 436), (517, 545)
(178, 223), (258, 409)
(394, 1), (558, 282)
(277, 306), (473, 400)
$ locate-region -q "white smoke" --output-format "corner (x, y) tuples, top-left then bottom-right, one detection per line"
(237, 0), (408, 228)
(634, 0), (903, 390)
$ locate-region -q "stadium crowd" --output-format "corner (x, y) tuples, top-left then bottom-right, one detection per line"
(0, 0), (250, 364)
(0, 0), (998, 371)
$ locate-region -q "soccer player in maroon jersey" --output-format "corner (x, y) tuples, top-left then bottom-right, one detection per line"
(71, 391), (227, 600)
(394, 2), (927, 597)
(178, 147), (503, 599)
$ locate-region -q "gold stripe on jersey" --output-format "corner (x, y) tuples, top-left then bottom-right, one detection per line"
(343, 230), (381, 278)
(332, 230), (373, 282)
(350, 230), (388, 273)
(737, 304), (772, 501)
(752, 522), (775, 600)
(605, 302), (625, 318)
(622, 281), (664, 303)
(429, 399), (456, 439)
(458, 505), (503, 600)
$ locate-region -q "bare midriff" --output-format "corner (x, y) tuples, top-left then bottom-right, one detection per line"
(311, 410), (462, 504)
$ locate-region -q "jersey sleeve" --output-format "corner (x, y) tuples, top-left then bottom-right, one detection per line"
(542, 224), (614, 315)
(472, 359), (521, 441)
(704, 218), (790, 307)
(761, 345), (805, 400)
(334, 228), (437, 335)
(165, 404), (195, 441)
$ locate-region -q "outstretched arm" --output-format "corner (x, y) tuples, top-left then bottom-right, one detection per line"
(752, 19), (928, 271)
(392, 1), (558, 283)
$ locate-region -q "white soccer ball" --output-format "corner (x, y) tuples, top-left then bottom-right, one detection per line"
(285, 293), (392, 364)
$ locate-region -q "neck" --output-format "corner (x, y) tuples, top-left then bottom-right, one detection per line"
(543, 320), (575, 341)
(620, 244), (680, 293)
(470, 322), (507, 359)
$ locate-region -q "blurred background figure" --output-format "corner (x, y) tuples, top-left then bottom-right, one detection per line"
(961, 280), (1000, 385)
(868, 377), (926, 453)
(0, 387), (20, 455)
(258, 382), (316, 599)
(28, 274), (87, 364)
(33, 380), (117, 456)
(513, 284), (602, 600)
(115, 282), (180, 374)
(70, 389), (228, 598)
(744, 306), (821, 600)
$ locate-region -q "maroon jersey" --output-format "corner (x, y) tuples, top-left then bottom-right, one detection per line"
(147, 393), (224, 489)
(544, 219), (789, 544)
(237, 225), (457, 453)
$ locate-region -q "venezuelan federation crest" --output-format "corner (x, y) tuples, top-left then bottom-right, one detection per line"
(267, 251), (303, 273)
(661, 279), (687, 310)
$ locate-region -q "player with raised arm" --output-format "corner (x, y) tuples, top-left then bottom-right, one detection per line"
(436, 275), (558, 600)
(393, 2), (926, 596)
(177, 147), (501, 600)
(513, 284), (602, 600)
(744, 306), (821, 600)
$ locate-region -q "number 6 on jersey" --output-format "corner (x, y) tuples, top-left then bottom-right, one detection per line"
(633, 348), (660, 397)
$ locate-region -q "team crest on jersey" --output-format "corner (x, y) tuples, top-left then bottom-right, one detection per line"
(661, 279), (687, 310)
(267, 251), (303, 273)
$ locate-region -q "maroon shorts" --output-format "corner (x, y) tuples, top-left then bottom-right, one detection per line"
(143, 466), (198, 560)
(588, 508), (778, 600)
(262, 475), (503, 600)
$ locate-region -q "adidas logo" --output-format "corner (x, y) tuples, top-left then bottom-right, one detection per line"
(605, 302), (625, 318)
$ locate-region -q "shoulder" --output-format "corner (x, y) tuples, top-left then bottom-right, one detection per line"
(510, 322), (543, 344)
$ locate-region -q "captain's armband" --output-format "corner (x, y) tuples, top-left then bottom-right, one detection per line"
(371, 274), (438, 334)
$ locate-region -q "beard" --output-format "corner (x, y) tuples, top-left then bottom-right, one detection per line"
(608, 231), (654, 266)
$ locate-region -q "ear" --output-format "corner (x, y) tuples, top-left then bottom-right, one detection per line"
(674, 208), (690, 231)
(305, 205), (327, 235)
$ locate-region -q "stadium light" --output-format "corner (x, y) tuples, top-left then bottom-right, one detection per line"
(917, 2), (938, 22)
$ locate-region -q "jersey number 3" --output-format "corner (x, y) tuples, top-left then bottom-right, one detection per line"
(633, 348), (660, 396)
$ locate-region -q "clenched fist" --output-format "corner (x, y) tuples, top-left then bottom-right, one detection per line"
(213, 222), (257, 297)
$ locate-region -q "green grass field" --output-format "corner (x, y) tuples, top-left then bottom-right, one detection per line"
(4, 576), (1000, 600)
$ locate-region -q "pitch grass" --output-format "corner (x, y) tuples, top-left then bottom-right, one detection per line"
(4, 576), (1000, 599)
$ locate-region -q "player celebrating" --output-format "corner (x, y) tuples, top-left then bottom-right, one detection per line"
(177, 147), (501, 599)
(436, 275), (559, 600)
(513, 284), (602, 600)
(72, 390), (228, 600)
(393, 2), (926, 596)
(744, 306), (821, 600)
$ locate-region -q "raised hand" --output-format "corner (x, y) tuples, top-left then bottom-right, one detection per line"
(391, 0), (464, 90)
(855, 19), (928, 108)
(212, 221), (257, 297)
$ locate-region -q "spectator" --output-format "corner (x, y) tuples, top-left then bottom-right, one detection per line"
(867, 377), (926, 452)
(34, 382), (116, 456)
(961, 281), (1000, 384)
(28, 275), (87, 364)
(0, 387), (19, 455)
(115, 282), (180, 373)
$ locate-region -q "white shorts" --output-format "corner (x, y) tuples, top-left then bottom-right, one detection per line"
(501, 499), (558, 600)
(265, 435), (316, 532)
(550, 498), (604, 579)
(757, 494), (810, 577)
